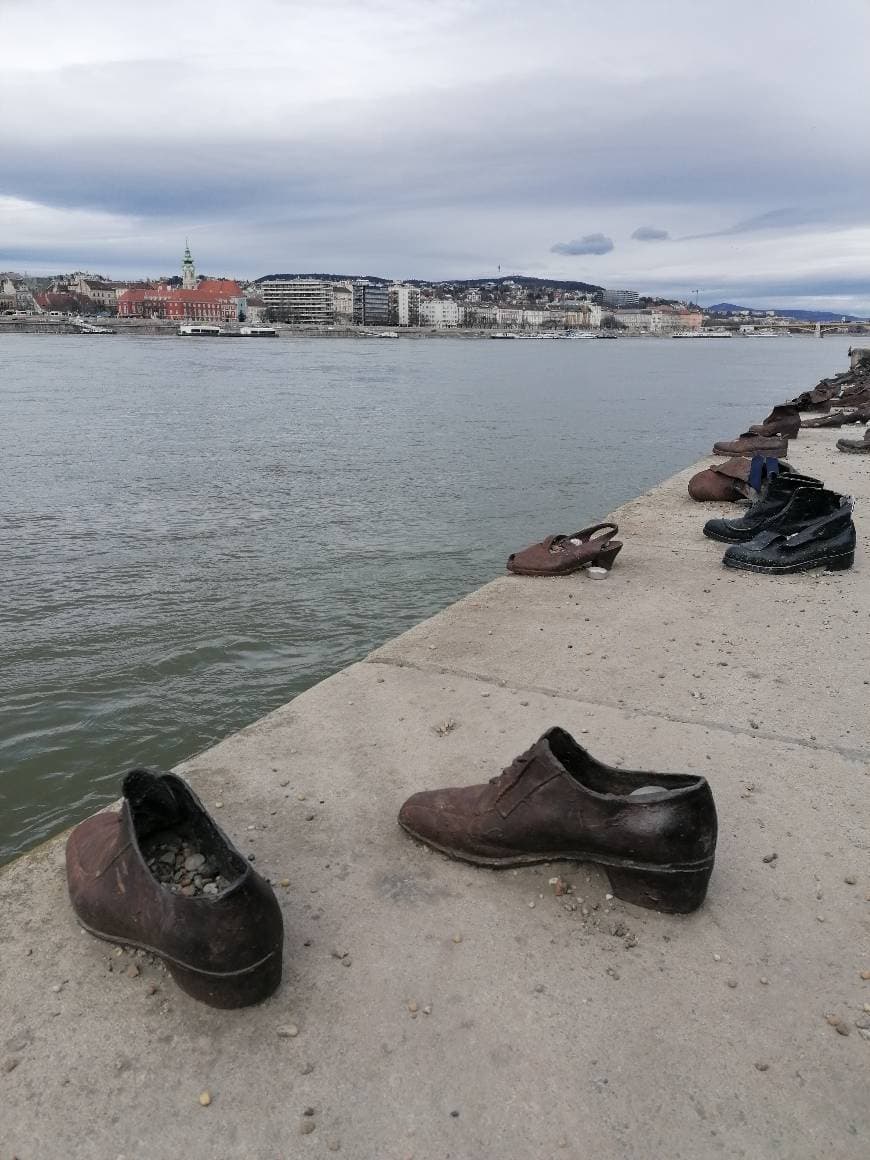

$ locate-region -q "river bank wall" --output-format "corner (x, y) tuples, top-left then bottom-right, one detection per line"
(4, 316), (869, 340)
(1, 398), (868, 1157)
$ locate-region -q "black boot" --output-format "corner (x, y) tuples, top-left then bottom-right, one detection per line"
(723, 489), (855, 574)
(703, 472), (824, 544)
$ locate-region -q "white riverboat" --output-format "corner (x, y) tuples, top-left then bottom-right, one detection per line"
(177, 323), (222, 337)
(672, 329), (733, 338)
(239, 326), (278, 337)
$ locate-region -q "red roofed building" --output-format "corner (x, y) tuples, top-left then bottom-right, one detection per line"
(116, 245), (244, 322)
(117, 280), (244, 322)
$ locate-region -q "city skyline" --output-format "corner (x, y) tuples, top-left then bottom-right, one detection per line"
(1, 0), (869, 313)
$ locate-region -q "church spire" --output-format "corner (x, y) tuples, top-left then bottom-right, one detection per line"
(182, 240), (196, 290)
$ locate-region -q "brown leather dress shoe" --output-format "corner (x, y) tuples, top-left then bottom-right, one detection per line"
(507, 523), (622, 576)
(66, 769), (284, 1008)
(398, 728), (717, 913)
(712, 434), (788, 457)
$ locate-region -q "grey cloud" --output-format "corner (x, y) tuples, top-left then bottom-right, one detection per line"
(685, 207), (827, 241)
(632, 226), (669, 241)
(1, 6), (869, 301)
(726, 207), (823, 234)
(551, 234), (614, 256)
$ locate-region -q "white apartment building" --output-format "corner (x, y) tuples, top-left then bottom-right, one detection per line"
(388, 284), (421, 326)
(419, 298), (463, 328)
(259, 278), (335, 325)
(603, 288), (640, 308)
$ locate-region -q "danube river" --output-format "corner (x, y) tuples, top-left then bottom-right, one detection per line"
(0, 333), (854, 861)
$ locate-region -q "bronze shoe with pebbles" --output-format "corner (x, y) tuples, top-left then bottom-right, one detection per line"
(507, 522), (622, 576)
(66, 768), (284, 1008)
(398, 727), (717, 914)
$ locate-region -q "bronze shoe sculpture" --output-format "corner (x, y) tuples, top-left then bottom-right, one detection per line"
(687, 455), (791, 502)
(66, 768), (284, 1008)
(837, 428), (870, 454)
(747, 404), (801, 438)
(507, 522), (622, 576)
(398, 728), (717, 914)
(712, 434), (789, 457)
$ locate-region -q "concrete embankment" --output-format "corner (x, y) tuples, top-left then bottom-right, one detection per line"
(1, 423), (868, 1158)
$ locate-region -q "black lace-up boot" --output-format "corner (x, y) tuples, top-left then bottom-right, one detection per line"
(702, 471), (823, 544)
(723, 489), (855, 574)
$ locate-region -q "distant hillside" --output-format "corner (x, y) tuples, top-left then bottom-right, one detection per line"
(255, 273), (603, 295)
(423, 275), (604, 295)
(256, 273), (391, 284)
(707, 302), (865, 323)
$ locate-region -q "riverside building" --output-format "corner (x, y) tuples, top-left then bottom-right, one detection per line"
(419, 298), (463, 328)
(259, 278), (336, 325)
(353, 282), (390, 326)
(388, 284), (421, 326)
(117, 245), (244, 322)
(117, 279), (244, 322)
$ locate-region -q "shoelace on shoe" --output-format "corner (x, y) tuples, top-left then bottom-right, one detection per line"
(488, 746), (536, 789)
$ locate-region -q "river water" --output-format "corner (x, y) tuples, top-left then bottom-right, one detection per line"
(0, 333), (853, 862)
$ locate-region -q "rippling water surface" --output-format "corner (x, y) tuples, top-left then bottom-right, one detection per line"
(0, 333), (853, 861)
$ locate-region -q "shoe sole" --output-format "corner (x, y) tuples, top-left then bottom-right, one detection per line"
(722, 549), (855, 575)
(399, 822), (714, 913)
(703, 526), (755, 544)
(75, 917), (281, 1007)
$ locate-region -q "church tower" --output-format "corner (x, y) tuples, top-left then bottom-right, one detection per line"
(181, 240), (196, 290)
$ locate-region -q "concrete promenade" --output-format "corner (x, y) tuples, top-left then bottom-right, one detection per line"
(2, 428), (868, 1159)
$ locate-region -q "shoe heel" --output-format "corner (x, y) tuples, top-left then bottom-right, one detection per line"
(605, 864), (712, 914)
(825, 550), (854, 572)
(166, 951), (283, 1009)
(596, 542), (622, 571)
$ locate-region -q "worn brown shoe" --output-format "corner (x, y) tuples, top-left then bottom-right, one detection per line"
(832, 389), (870, 409)
(747, 404), (800, 438)
(398, 728), (717, 913)
(791, 389), (834, 412)
(66, 769), (284, 1008)
(688, 456), (794, 502)
(837, 429), (870, 453)
(803, 410), (856, 428)
(688, 458), (754, 501)
(712, 434), (788, 457)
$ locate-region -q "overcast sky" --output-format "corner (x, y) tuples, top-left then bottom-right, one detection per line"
(2, 0), (869, 310)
